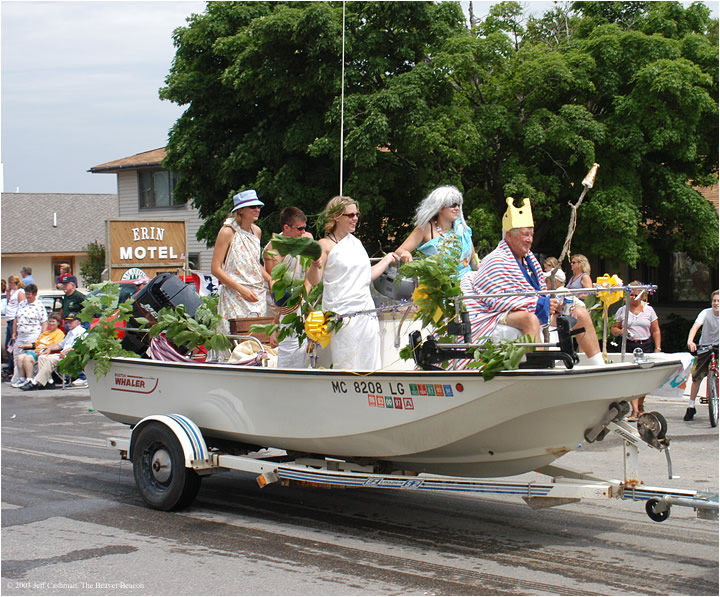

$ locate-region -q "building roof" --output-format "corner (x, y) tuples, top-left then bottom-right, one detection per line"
(89, 148), (167, 173)
(1, 193), (119, 254)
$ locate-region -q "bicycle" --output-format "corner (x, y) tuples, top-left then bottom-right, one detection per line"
(699, 345), (719, 428)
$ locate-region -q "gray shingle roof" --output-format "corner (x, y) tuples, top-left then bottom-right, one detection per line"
(1, 193), (118, 254)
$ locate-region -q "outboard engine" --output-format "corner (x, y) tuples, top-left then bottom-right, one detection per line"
(373, 264), (417, 301)
(122, 273), (202, 355)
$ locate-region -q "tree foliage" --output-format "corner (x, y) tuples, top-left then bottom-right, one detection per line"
(79, 241), (106, 286)
(161, 0), (718, 268)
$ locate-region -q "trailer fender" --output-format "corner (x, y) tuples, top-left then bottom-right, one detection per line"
(130, 414), (209, 469)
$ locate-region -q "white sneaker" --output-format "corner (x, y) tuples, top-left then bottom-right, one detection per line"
(10, 377), (27, 388)
(71, 378), (88, 387)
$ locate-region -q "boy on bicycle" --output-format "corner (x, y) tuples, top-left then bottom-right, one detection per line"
(684, 290), (719, 421)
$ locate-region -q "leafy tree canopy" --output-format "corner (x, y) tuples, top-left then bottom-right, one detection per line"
(161, 0), (718, 268)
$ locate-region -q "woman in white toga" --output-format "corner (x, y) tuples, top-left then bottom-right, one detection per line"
(306, 196), (397, 370)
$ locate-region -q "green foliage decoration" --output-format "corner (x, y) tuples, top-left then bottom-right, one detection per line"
(58, 282), (141, 379)
(467, 335), (532, 381)
(397, 240), (530, 379)
(397, 239), (463, 332)
(249, 236), (331, 346)
(59, 284), (232, 377)
(148, 295), (232, 356)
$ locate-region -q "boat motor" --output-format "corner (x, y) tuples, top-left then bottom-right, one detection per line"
(373, 264), (417, 301)
(122, 273), (203, 355)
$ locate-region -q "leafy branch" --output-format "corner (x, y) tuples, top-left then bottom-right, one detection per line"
(59, 282), (141, 379)
(148, 295), (232, 355)
(250, 235), (331, 346)
(466, 335), (532, 381)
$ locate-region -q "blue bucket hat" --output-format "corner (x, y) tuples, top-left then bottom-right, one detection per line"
(232, 189), (264, 212)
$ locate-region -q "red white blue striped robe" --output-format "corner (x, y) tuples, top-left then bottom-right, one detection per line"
(460, 240), (546, 343)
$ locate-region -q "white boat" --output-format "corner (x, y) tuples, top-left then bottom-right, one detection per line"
(88, 350), (682, 478)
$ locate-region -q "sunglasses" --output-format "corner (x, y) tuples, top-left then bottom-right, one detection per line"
(341, 212), (361, 220)
(288, 224), (307, 231)
(448, 203), (460, 208)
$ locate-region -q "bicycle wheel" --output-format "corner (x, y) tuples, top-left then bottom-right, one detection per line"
(708, 370), (718, 428)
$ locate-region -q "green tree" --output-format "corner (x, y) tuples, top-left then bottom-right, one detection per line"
(161, 1), (466, 251)
(79, 241), (106, 286)
(160, 0), (718, 268)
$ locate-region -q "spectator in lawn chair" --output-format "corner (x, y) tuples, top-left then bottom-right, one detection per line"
(20, 313), (88, 391)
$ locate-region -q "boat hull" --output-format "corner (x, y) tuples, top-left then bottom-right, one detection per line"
(88, 355), (682, 477)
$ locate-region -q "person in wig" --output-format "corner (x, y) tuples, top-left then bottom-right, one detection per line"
(396, 185), (477, 277)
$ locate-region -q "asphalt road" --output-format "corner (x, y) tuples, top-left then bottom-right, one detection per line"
(2, 384), (718, 596)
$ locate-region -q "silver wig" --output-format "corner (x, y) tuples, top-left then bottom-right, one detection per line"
(414, 185), (467, 230)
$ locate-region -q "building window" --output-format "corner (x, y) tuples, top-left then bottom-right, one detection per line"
(53, 258), (74, 285)
(138, 169), (182, 210)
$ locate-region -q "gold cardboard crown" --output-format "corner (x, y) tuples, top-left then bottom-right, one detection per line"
(502, 197), (534, 231)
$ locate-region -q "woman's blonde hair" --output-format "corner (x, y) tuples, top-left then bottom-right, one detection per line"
(630, 280), (648, 302)
(8, 274), (24, 289)
(322, 196), (358, 235)
(570, 254), (590, 275)
(543, 256), (559, 271)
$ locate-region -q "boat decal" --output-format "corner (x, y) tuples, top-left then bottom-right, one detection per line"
(363, 477), (424, 489)
(110, 372), (158, 394)
(367, 394), (412, 410)
(409, 383), (454, 397)
(275, 469), (557, 496)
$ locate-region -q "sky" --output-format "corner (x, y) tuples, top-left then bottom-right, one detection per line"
(1, 0), (718, 195)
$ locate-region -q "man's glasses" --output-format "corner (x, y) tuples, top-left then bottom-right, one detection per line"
(342, 212), (361, 220)
(288, 224), (306, 231)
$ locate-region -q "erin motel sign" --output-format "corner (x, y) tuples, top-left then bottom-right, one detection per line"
(107, 219), (187, 281)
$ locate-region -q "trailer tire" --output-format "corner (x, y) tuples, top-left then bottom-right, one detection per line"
(132, 422), (201, 511)
(645, 498), (670, 522)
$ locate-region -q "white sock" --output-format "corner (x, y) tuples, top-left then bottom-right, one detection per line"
(586, 352), (605, 366)
(688, 400), (695, 408)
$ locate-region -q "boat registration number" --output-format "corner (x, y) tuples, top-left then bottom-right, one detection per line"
(331, 381), (455, 397)
(331, 380), (404, 395)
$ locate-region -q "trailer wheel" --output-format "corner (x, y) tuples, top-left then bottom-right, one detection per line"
(645, 498), (670, 522)
(132, 422), (201, 511)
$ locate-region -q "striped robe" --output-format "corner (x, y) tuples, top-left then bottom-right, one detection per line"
(460, 240), (546, 343)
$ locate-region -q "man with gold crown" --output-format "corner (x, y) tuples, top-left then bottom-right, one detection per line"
(459, 197), (605, 366)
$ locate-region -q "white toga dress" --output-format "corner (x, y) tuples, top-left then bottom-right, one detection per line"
(217, 219), (267, 334)
(322, 234), (380, 370)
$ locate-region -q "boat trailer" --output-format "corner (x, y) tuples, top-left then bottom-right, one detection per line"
(106, 402), (718, 522)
